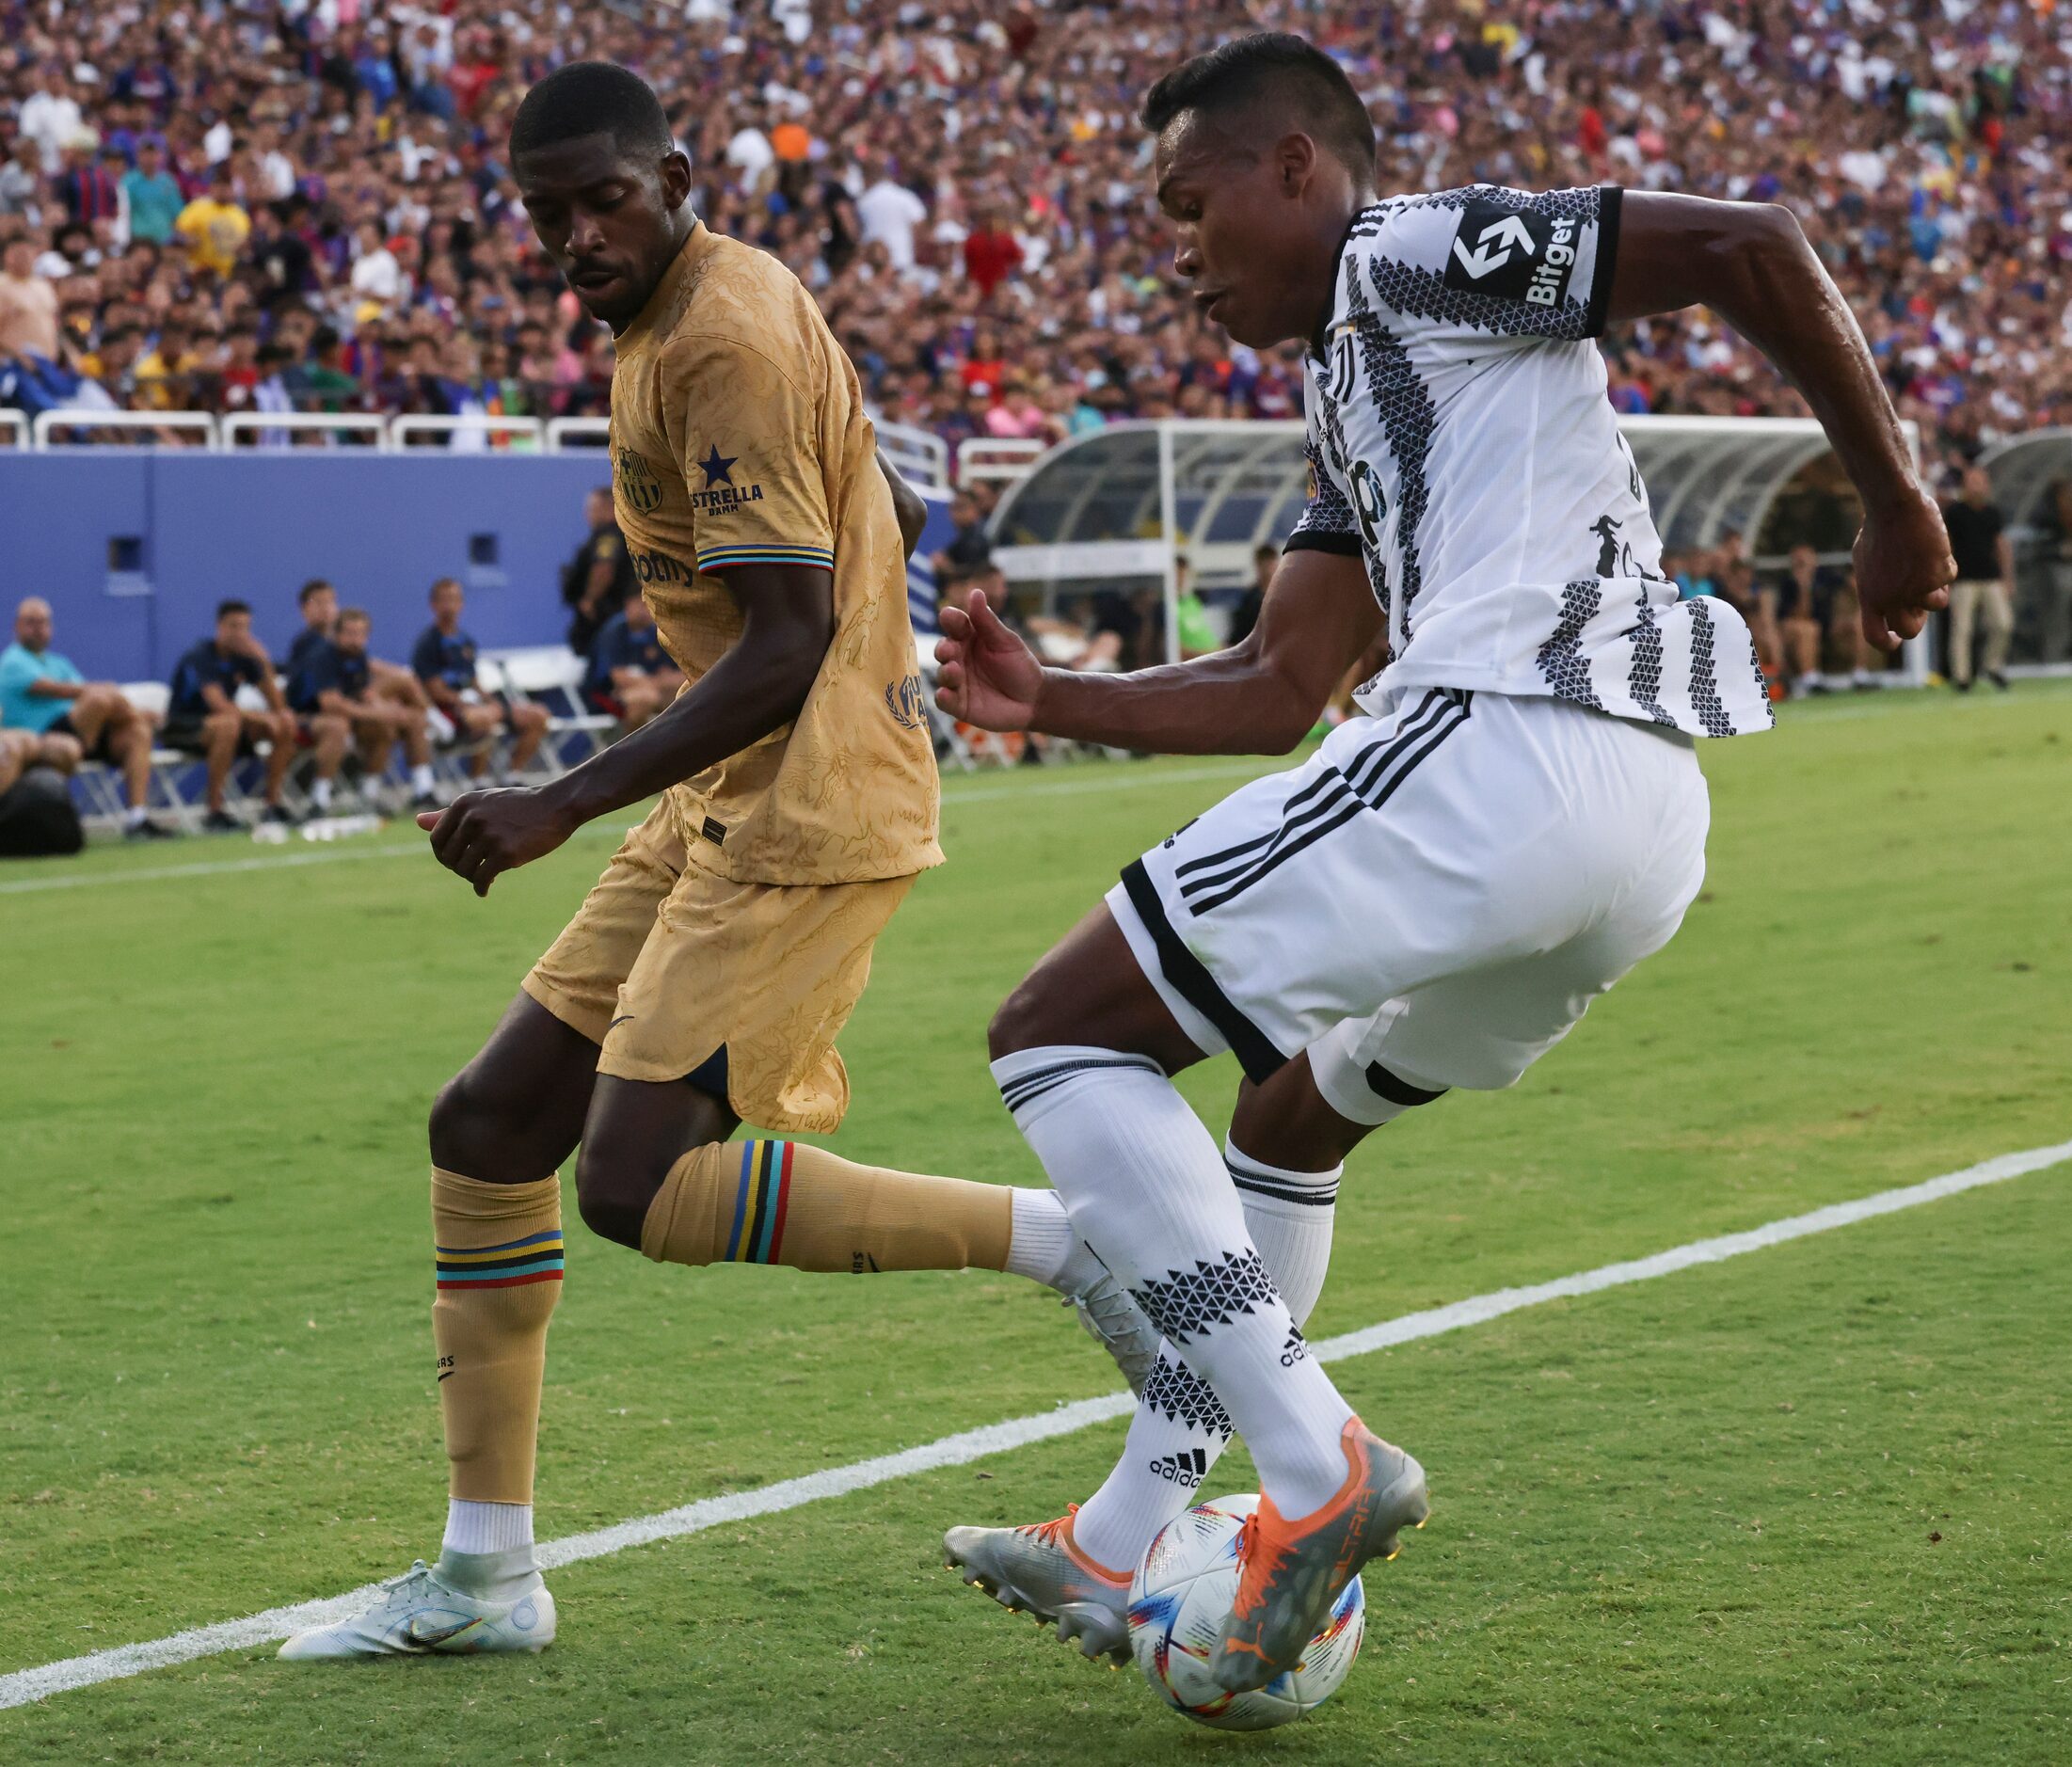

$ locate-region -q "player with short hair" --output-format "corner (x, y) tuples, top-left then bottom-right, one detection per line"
(933, 32), (1954, 1689)
(281, 61), (1156, 1664)
(164, 598), (327, 831)
(290, 607), (438, 811)
(409, 577), (551, 783)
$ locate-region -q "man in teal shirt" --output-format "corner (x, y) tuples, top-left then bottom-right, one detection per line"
(121, 140), (186, 246)
(0, 597), (171, 838)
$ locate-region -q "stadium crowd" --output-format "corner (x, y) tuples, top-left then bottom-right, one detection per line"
(0, 0), (2065, 482)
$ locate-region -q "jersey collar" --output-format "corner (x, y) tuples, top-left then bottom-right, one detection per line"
(1308, 201), (1389, 366)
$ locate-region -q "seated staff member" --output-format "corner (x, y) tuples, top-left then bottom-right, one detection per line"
(164, 598), (335, 831)
(409, 577), (550, 782)
(290, 607), (440, 811)
(582, 590), (684, 729)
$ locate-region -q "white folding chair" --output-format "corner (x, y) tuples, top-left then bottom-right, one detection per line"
(487, 645), (618, 770)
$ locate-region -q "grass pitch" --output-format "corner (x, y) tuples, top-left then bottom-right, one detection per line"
(3, 685), (2068, 1763)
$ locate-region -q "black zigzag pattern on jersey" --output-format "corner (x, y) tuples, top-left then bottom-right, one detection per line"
(1140, 1352), (1234, 1441)
(1536, 580), (1604, 708)
(1387, 183), (1602, 222)
(1624, 600), (1680, 728)
(1315, 374), (1390, 627)
(1684, 595), (1734, 739)
(1363, 255), (1596, 342)
(1343, 272), (1436, 626)
(1290, 435), (1358, 542)
(1131, 1249), (1279, 1347)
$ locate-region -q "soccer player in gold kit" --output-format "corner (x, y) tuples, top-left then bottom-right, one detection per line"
(281, 63), (1153, 1660)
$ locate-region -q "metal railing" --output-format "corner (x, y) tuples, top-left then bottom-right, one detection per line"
(876, 418), (950, 491)
(955, 436), (1044, 484)
(545, 416), (612, 452)
(219, 411), (389, 448)
(388, 414), (546, 451)
(30, 407), (220, 449)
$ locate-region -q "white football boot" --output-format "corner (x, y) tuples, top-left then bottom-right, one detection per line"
(278, 1560), (555, 1660)
(943, 1506), (1132, 1665)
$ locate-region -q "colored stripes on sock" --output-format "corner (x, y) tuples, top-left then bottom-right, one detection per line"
(435, 1229), (565, 1290)
(725, 1140), (795, 1265)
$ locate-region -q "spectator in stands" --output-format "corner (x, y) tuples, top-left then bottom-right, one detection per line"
(582, 590), (683, 730)
(1227, 543), (1277, 650)
(173, 166), (250, 283)
(561, 486), (634, 658)
(0, 234), (58, 361)
(121, 140), (184, 247)
(290, 606), (438, 812)
(410, 576), (548, 781)
(164, 598), (314, 830)
(0, 596), (170, 838)
(1942, 467), (2015, 692)
(962, 204), (1023, 300)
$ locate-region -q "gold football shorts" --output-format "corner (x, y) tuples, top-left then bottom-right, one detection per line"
(522, 803), (914, 1135)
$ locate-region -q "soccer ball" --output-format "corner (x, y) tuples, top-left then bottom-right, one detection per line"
(1126, 1492), (1365, 1730)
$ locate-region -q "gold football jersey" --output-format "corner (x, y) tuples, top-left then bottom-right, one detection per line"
(606, 221), (942, 884)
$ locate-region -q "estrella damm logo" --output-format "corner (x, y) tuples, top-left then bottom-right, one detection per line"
(690, 442), (765, 516)
(615, 445), (663, 516)
(633, 549), (695, 586)
(885, 673), (929, 730)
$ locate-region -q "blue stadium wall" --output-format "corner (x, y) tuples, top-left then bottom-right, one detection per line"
(0, 453), (952, 683)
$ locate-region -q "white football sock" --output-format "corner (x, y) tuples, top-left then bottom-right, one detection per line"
(441, 1496), (533, 1555)
(993, 1047), (1354, 1520)
(311, 776), (333, 810)
(124, 804), (148, 828)
(1073, 1141), (1342, 1569)
(410, 762), (436, 794)
(1002, 1186), (1084, 1289)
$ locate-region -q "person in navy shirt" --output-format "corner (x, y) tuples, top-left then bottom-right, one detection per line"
(409, 577), (548, 782)
(164, 599), (313, 829)
(582, 591), (683, 728)
(293, 607), (439, 812)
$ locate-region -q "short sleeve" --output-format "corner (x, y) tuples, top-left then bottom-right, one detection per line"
(410, 629), (438, 680)
(661, 331), (835, 577)
(1357, 185), (1622, 343)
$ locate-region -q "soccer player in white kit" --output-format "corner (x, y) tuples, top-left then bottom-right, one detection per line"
(934, 33), (1954, 1691)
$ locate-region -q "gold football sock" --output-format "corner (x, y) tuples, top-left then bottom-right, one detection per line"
(431, 1168), (564, 1504)
(641, 1139), (1012, 1275)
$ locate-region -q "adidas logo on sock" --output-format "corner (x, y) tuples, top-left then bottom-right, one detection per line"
(1147, 1447), (1209, 1488)
(1280, 1324), (1309, 1367)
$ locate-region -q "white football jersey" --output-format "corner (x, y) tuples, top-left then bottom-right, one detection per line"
(1285, 184), (1773, 739)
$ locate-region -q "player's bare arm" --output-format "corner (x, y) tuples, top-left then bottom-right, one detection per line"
(1607, 192), (1953, 650)
(935, 546), (1377, 750)
(421, 564), (835, 895)
(878, 449), (928, 560)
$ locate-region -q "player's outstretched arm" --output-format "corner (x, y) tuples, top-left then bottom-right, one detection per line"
(420, 565), (834, 896)
(1607, 192), (1953, 651)
(934, 547), (1377, 754)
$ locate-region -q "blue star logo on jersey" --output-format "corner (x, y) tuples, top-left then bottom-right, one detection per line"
(697, 445), (738, 488)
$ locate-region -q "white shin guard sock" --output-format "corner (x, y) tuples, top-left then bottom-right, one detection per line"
(992, 1046), (1355, 1520)
(1073, 1142), (1342, 1569)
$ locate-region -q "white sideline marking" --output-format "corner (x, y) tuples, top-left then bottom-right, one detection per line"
(0, 763), (1273, 898)
(3, 1136), (2064, 1711)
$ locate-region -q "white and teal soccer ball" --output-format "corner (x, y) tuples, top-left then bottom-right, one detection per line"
(1126, 1492), (1365, 1731)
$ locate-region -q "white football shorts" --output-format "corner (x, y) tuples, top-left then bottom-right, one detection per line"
(1106, 687), (1710, 1122)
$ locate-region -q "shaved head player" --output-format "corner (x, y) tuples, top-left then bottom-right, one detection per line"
(934, 33), (1953, 1690)
(281, 63), (1160, 1662)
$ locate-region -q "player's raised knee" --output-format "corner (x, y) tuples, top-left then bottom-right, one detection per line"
(570, 1141), (652, 1250)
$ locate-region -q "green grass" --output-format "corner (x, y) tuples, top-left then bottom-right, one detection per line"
(3, 684), (2068, 1763)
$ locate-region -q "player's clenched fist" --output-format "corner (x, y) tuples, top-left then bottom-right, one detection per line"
(419, 788), (578, 897)
(1853, 483), (1956, 652)
(933, 587), (1044, 731)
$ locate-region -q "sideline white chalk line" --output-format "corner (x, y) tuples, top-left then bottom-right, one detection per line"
(0, 762), (1275, 897)
(4, 1135), (2064, 1712)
